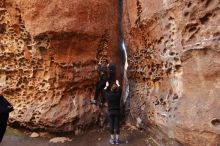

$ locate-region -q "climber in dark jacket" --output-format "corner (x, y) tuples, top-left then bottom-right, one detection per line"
(92, 64), (108, 104)
(92, 63), (116, 105)
(0, 86), (13, 143)
(103, 80), (122, 145)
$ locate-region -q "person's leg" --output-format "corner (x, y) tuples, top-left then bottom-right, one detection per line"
(114, 113), (120, 144)
(0, 113), (9, 143)
(108, 112), (115, 144)
(94, 80), (106, 102)
(94, 82), (101, 101)
(108, 113), (115, 135)
(100, 90), (105, 103)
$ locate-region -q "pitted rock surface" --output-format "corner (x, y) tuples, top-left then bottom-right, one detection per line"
(0, 0), (122, 132)
(123, 0), (220, 145)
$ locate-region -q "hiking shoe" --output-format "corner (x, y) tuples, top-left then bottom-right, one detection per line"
(109, 138), (115, 145)
(115, 139), (120, 145)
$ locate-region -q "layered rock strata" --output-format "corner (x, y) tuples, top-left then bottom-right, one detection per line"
(123, 0), (220, 145)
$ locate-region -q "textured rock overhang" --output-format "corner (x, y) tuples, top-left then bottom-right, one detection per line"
(0, 0), (122, 131)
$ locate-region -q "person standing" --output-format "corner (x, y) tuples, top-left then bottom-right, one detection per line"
(103, 80), (122, 145)
(0, 86), (13, 143)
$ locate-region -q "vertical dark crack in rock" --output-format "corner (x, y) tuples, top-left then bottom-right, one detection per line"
(118, 0), (130, 117)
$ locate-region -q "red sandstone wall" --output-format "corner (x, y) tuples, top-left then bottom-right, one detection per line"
(0, 0), (122, 132)
(123, 0), (220, 145)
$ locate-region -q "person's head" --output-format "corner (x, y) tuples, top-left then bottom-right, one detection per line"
(111, 83), (118, 92)
(108, 64), (116, 74)
(108, 64), (116, 80)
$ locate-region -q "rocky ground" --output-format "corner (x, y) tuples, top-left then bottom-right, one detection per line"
(1, 126), (159, 146)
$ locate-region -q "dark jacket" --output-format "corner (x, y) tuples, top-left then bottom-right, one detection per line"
(104, 87), (122, 111)
(108, 64), (116, 84)
(94, 65), (108, 101)
(0, 95), (13, 114)
(107, 64), (116, 89)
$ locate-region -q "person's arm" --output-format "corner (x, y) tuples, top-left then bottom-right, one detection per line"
(115, 80), (122, 96)
(116, 80), (120, 87)
(104, 81), (109, 90)
(116, 86), (122, 97)
(115, 80), (122, 94)
(101, 81), (109, 103)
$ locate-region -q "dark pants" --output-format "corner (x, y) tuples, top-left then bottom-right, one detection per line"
(0, 113), (9, 143)
(108, 110), (120, 134)
(94, 80), (106, 102)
